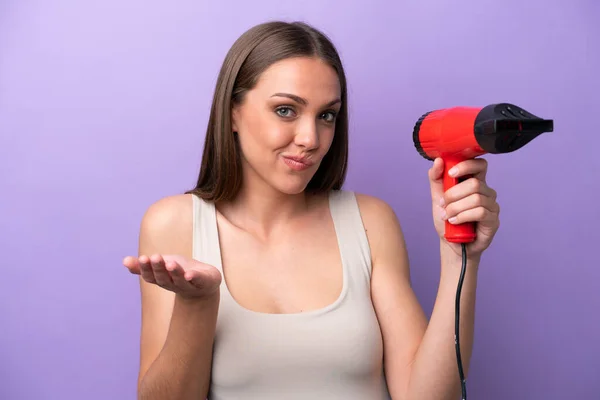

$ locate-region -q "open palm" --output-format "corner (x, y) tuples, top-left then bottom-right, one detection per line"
(123, 254), (222, 299)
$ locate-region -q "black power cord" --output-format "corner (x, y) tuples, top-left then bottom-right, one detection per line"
(455, 243), (468, 400)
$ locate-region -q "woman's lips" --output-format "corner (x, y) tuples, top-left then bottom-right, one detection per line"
(281, 155), (314, 171)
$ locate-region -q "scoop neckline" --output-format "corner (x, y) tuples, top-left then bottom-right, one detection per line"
(209, 191), (349, 318)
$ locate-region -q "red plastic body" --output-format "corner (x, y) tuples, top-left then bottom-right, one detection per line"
(417, 107), (488, 243)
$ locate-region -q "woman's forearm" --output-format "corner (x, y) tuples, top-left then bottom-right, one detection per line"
(406, 244), (480, 400)
(138, 293), (219, 400)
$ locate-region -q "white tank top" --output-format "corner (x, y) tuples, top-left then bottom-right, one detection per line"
(192, 190), (391, 399)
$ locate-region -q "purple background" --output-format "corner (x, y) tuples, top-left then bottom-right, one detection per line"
(1, 0), (598, 399)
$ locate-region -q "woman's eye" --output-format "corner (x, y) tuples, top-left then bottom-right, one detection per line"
(321, 111), (336, 123)
(276, 107), (295, 118)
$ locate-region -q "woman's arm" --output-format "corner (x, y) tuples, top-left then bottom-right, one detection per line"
(138, 292), (219, 400)
(357, 194), (478, 400)
(134, 195), (219, 400)
(403, 244), (479, 399)
(361, 158), (498, 399)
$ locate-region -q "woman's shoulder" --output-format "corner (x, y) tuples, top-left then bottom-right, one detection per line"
(141, 193), (195, 227)
(350, 191), (400, 224)
(327, 189), (399, 226)
(138, 194), (196, 254)
(347, 191), (405, 254)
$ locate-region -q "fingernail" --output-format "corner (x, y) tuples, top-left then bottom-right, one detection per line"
(439, 197), (445, 206)
(440, 208), (447, 220)
(448, 217), (457, 224)
(448, 167), (458, 177)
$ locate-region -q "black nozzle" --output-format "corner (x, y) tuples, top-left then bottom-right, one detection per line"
(474, 103), (553, 154)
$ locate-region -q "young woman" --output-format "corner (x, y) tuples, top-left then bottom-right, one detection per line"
(123, 20), (500, 400)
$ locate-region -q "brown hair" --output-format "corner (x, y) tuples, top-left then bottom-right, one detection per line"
(185, 21), (349, 202)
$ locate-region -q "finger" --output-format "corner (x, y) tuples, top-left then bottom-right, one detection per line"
(184, 268), (203, 286)
(165, 260), (191, 290)
(428, 158), (445, 201)
(184, 268), (213, 289)
(447, 206), (498, 225)
(448, 157), (488, 181)
(443, 193), (499, 221)
(444, 177), (496, 204)
(428, 157), (444, 182)
(150, 254), (173, 287)
(123, 256), (141, 274)
(138, 255), (156, 284)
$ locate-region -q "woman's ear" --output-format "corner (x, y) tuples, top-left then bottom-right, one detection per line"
(231, 105), (240, 133)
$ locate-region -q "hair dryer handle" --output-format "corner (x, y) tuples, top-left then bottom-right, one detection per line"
(443, 157), (476, 243)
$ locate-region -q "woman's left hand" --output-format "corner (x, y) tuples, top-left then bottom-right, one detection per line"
(428, 157), (500, 259)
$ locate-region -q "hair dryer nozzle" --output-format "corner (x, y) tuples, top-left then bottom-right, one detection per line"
(494, 119), (554, 134)
(475, 103), (554, 154)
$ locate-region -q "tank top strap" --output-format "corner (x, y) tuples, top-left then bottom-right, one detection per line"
(191, 194), (223, 272)
(328, 190), (373, 281)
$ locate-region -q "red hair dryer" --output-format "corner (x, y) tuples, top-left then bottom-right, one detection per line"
(413, 103), (553, 243)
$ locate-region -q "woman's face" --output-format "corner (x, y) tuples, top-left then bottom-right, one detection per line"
(232, 56), (342, 196)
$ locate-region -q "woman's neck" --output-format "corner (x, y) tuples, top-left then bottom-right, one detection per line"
(217, 181), (314, 240)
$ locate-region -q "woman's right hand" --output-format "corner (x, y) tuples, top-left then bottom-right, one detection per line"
(123, 254), (222, 299)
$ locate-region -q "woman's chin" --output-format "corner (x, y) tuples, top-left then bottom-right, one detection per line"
(273, 176), (313, 195)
